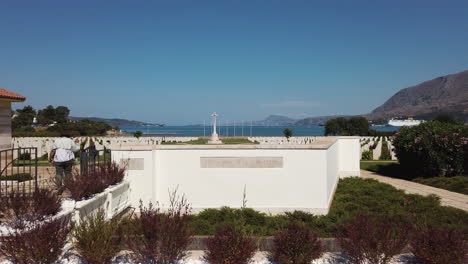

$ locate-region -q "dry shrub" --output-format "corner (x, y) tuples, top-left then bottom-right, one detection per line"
(270, 222), (323, 264)
(337, 214), (408, 264)
(73, 210), (122, 264)
(0, 216), (71, 264)
(204, 225), (257, 264)
(410, 225), (467, 264)
(124, 190), (192, 263)
(63, 162), (125, 200)
(0, 188), (61, 225)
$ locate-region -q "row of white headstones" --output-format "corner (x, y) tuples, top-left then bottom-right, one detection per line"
(360, 136), (397, 160)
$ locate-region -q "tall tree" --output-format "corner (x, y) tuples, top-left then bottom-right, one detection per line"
(55, 106), (70, 123)
(12, 105), (36, 129)
(37, 105), (56, 125)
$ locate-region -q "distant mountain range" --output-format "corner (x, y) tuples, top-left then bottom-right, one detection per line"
(250, 115), (349, 126)
(256, 70), (468, 126)
(70, 116), (164, 127)
(367, 70), (468, 122)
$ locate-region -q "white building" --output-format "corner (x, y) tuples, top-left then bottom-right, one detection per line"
(111, 136), (360, 215)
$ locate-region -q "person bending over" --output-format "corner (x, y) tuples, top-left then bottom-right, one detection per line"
(49, 131), (80, 185)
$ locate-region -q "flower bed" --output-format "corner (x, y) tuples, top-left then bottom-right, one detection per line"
(0, 162), (130, 263)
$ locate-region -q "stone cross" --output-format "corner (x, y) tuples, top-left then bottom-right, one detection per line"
(208, 112), (222, 144)
(212, 112), (218, 136)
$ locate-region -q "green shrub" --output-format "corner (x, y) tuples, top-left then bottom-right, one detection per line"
(0, 173), (33, 182)
(393, 121), (467, 178)
(133, 130), (143, 138)
(18, 152), (31, 161)
(413, 176), (468, 195)
(73, 210), (122, 264)
(190, 207), (269, 236)
(361, 150), (373, 160)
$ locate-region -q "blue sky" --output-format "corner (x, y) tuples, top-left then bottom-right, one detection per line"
(1, 0), (467, 125)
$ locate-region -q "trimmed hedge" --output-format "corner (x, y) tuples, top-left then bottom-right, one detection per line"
(413, 176), (468, 195)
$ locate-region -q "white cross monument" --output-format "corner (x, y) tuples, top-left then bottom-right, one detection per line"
(208, 112), (222, 144)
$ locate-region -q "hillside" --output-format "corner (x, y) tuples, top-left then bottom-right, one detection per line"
(252, 115), (296, 126)
(70, 117), (164, 127)
(367, 70), (468, 121)
(294, 115), (352, 126)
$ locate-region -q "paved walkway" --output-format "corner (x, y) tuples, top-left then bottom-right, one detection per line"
(360, 170), (468, 212)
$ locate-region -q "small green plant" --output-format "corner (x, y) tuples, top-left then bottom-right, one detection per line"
(361, 150), (373, 160)
(379, 141), (392, 160)
(133, 130), (143, 138)
(17, 152), (31, 161)
(269, 222), (323, 264)
(283, 128), (293, 139)
(73, 210), (122, 264)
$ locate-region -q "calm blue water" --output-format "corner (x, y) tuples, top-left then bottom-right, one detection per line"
(121, 125), (399, 137)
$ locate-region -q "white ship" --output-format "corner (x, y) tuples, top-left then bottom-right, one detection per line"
(388, 118), (424, 127)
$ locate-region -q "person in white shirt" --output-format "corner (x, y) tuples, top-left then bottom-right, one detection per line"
(49, 131), (80, 185)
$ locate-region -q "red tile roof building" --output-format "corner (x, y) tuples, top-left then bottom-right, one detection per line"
(0, 88), (26, 102)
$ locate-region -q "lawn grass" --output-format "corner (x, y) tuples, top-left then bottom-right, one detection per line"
(161, 138), (258, 145)
(361, 161), (468, 195)
(220, 138), (258, 144)
(360, 160), (410, 180)
(189, 177), (468, 237)
(0, 173), (33, 182)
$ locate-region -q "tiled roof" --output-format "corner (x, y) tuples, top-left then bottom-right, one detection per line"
(0, 88), (26, 102)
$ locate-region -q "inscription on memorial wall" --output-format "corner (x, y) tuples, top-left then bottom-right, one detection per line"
(200, 157), (283, 168)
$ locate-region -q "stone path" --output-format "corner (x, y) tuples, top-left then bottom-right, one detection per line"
(360, 169), (468, 212)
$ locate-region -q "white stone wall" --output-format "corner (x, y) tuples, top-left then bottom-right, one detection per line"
(111, 137), (360, 215)
(248, 136), (319, 145)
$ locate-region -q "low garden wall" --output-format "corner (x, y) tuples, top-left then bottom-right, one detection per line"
(63, 180), (130, 223)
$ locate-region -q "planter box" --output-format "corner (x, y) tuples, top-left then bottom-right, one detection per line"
(62, 180), (131, 223)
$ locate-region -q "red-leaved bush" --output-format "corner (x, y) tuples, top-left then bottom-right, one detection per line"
(270, 222), (323, 264)
(204, 225), (257, 264)
(337, 214), (408, 264)
(125, 190), (192, 263)
(410, 225), (467, 264)
(0, 216), (71, 264)
(0, 188), (61, 226)
(63, 162), (125, 200)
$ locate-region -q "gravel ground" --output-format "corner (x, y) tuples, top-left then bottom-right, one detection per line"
(0, 251), (417, 264)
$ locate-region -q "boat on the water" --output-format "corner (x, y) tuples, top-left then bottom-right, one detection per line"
(388, 117), (424, 127)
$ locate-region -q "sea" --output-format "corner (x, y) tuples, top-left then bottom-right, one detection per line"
(120, 125), (399, 137)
